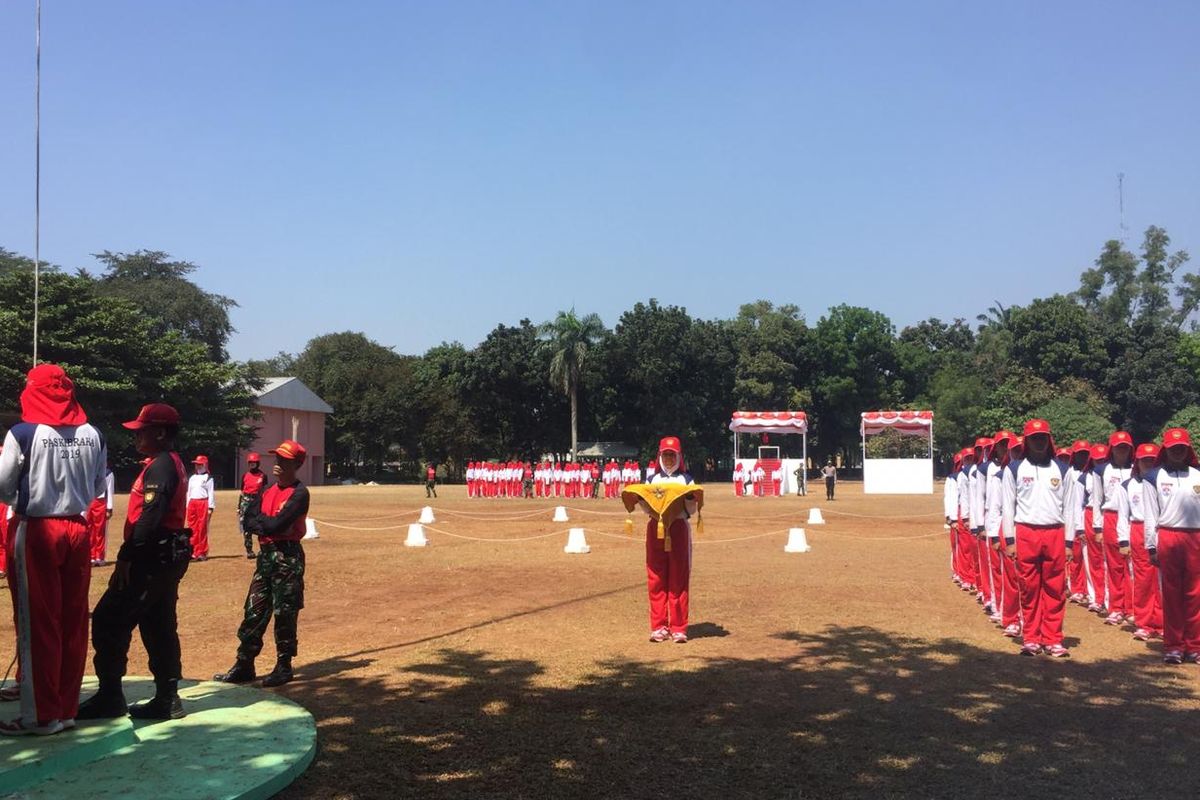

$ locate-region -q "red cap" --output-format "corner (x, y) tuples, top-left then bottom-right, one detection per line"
(1055, 447), (1071, 458)
(1070, 440), (1091, 455)
(1135, 443), (1160, 460)
(658, 436), (681, 455)
(992, 430), (1018, 447)
(123, 403), (181, 430)
(974, 437), (994, 451)
(1160, 428), (1199, 468)
(1023, 419), (1051, 437)
(1089, 444), (1109, 462)
(958, 447), (974, 462)
(269, 439), (307, 464)
(247, 452), (260, 463)
(192, 455), (209, 466)
(1109, 431), (1133, 449)
(21, 364), (88, 426)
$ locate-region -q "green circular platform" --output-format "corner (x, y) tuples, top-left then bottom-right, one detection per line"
(0, 677), (315, 799)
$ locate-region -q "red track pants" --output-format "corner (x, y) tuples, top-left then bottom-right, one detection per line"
(1101, 509), (1130, 616)
(186, 499), (210, 559)
(1083, 510), (1106, 606)
(1015, 524), (1066, 646)
(86, 497), (108, 563)
(999, 549), (1023, 628)
(1157, 528), (1200, 654)
(646, 519), (690, 634)
(955, 522), (978, 588)
(976, 538), (994, 604)
(8, 516), (91, 725)
(1128, 522), (1162, 634)
(1068, 536), (1086, 597)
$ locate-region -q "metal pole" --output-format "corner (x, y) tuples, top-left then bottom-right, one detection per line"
(802, 430), (808, 496)
(32, 0), (42, 365)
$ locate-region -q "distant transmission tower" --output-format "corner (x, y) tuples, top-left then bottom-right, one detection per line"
(1117, 172), (1128, 243)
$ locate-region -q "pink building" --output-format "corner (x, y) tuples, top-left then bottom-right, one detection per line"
(237, 377), (333, 487)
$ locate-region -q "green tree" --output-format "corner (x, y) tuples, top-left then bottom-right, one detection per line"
(1009, 296), (1106, 384)
(810, 305), (900, 461)
(1163, 405), (1200, 444)
(293, 332), (414, 475)
(92, 250), (237, 361)
(1029, 397), (1113, 445)
(538, 309), (606, 460)
(0, 268), (257, 471)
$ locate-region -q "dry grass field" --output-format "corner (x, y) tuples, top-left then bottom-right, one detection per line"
(5, 482), (1200, 799)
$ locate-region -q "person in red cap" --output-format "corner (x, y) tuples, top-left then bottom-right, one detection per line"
(1143, 428), (1200, 664)
(186, 455), (216, 562)
(1117, 443), (1162, 642)
(1001, 419), (1076, 657)
(641, 436), (697, 643)
(215, 439), (311, 687)
(1064, 441), (1102, 612)
(238, 453), (268, 558)
(1092, 433), (1135, 626)
(944, 450), (963, 586)
(0, 365), (108, 735)
(968, 437), (995, 613)
(985, 431), (1021, 634)
(955, 448), (979, 594)
(78, 403), (192, 722)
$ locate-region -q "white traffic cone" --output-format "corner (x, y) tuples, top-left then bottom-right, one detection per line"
(807, 507), (825, 525)
(784, 528), (811, 553)
(552, 506), (569, 522)
(564, 528), (591, 554)
(405, 523), (429, 547)
(419, 506), (436, 524)
(303, 518), (320, 540)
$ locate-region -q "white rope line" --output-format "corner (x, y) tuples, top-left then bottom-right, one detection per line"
(423, 524), (568, 543)
(439, 507), (549, 520)
(821, 509), (944, 519)
(564, 506), (627, 516)
(315, 508), (426, 522)
(701, 511), (808, 521)
(811, 529), (947, 541)
(310, 519), (414, 531)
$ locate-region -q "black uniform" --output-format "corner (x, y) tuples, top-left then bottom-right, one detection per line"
(83, 451), (192, 718)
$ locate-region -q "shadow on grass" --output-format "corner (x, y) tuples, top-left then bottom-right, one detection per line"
(279, 625), (1200, 799)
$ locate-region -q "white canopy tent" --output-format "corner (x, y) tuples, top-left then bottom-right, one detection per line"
(729, 411), (809, 495)
(860, 411), (934, 494)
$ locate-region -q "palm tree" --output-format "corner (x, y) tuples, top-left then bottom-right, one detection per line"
(976, 301), (1012, 331)
(539, 309), (606, 460)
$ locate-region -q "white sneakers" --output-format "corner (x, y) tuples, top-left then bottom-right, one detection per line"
(0, 717), (66, 736)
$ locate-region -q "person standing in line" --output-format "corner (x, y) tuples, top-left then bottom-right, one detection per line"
(1092, 432), (1135, 626)
(1001, 419), (1076, 658)
(425, 463), (438, 498)
(87, 463), (115, 567)
(945, 451), (962, 587)
(77, 403), (189, 722)
(0, 365), (107, 735)
(1143, 428), (1200, 664)
(214, 440), (311, 687)
(239, 454), (268, 558)
(822, 460), (837, 501)
(985, 431), (1022, 636)
(186, 456), (215, 562)
(1117, 443), (1162, 642)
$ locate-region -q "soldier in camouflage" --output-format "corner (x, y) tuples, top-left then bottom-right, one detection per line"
(214, 439), (310, 688)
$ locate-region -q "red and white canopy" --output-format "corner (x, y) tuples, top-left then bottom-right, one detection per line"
(861, 410), (933, 436)
(729, 411), (808, 435)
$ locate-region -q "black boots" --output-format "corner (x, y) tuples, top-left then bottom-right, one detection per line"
(75, 677), (128, 720)
(261, 656), (293, 688)
(129, 680), (185, 720)
(213, 659), (257, 684)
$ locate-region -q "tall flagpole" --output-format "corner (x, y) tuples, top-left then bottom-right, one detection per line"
(32, 0), (42, 365)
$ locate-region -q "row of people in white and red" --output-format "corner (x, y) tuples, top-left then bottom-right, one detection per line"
(466, 460), (660, 498)
(944, 420), (1200, 663)
(731, 461), (784, 496)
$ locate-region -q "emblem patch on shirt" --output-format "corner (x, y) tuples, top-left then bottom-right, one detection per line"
(1050, 478), (1060, 488)
(143, 491), (156, 504)
(1193, 485), (1200, 494)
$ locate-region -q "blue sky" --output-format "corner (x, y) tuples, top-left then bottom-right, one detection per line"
(1, 2), (1197, 361)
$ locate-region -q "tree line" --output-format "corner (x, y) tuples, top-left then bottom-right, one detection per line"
(3, 225), (1198, 482)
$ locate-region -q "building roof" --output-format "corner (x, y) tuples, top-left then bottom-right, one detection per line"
(256, 377), (334, 414)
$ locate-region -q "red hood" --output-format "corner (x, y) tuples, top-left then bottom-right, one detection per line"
(20, 364), (87, 426)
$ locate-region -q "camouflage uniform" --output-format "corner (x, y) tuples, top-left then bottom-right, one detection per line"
(236, 540), (305, 659)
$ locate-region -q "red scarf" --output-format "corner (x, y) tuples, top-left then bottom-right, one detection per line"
(20, 364), (87, 426)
